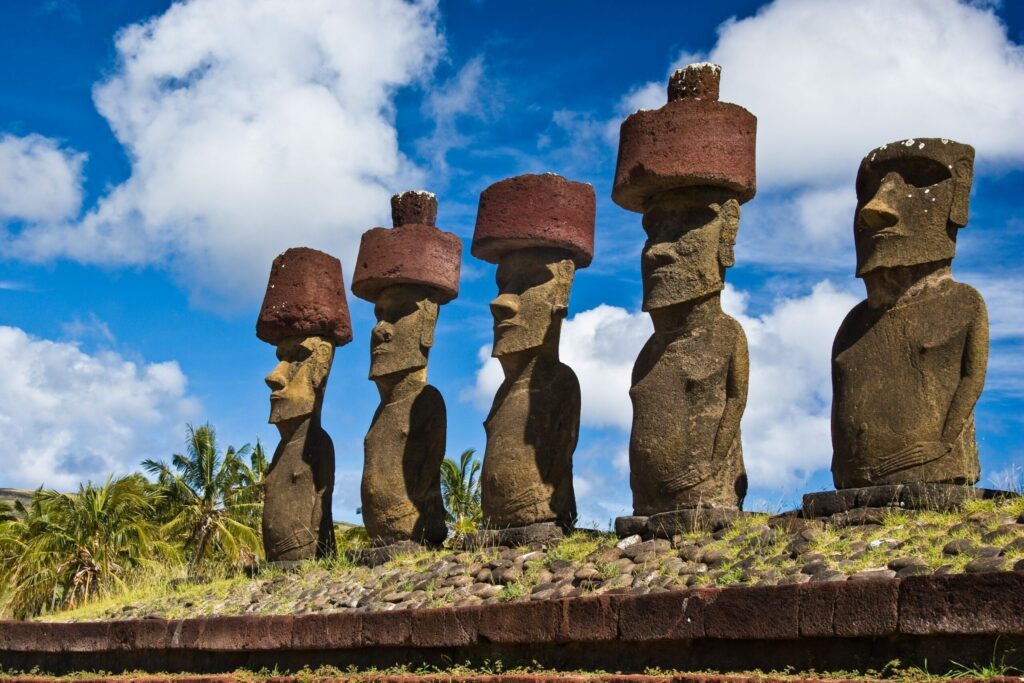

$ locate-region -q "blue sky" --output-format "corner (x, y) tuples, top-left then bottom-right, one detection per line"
(1, 0), (1022, 526)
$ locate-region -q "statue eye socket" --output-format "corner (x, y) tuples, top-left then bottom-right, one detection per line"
(900, 158), (951, 188)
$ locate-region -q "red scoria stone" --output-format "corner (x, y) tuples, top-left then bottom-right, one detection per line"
(350, 191), (462, 303)
(256, 247), (353, 346)
(472, 173), (595, 267)
(612, 64), (756, 213)
(391, 190), (438, 227)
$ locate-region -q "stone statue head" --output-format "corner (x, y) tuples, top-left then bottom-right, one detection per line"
(640, 192), (740, 311)
(854, 138), (975, 277)
(265, 335), (335, 424)
(369, 283), (439, 379)
(491, 247), (575, 358)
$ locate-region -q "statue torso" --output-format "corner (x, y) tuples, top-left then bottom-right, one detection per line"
(362, 383), (447, 545)
(629, 311), (746, 513)
(831, 278), (982, 486)
(481, 357), (579, 528)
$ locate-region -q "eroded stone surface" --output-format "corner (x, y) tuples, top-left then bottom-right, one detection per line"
(613, 64), (756, 213)
(258, 247), (352, 561)
(473, 174), (594, 531)
(472, 173), (595, 267)
(831, 139), (988, 488)
(612, 66), (753, 517)
(353, 193), (461, 547)
(256, 247), (352, 346)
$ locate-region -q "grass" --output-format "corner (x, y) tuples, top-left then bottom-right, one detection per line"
(25, 495), (1024, 623)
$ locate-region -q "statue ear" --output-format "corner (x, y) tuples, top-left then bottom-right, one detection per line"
(419, 299), (438, 349)
(551, 259), (575, 318)
(310, 339), (334, 389)
(716, 199), (741, 268)
(949, 157), (973, 228)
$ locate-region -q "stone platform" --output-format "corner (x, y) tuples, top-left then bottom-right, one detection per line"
(616, 508), (748, 539)
(464, 522), (565, 549)
(345, 540), (429, 567)
(4, 572), (1024, 676)
(803, 484), (1018, 519)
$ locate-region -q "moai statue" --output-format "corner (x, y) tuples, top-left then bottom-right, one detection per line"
(831, 139), (987, 488)
(472, 173), (595, 537)
(611, 64), (756, 530)
(256, 247), (352, 562)
(351, 191), (461, 547)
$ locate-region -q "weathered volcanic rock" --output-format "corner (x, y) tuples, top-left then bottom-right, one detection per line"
(612, 64), (756, 212)
(257, 247), (352, 346)
(472, 173), (595, 267)
(351, 191), (461, 303)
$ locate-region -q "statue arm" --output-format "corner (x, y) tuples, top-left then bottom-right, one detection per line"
(940, 296), (988, 444)
(712, 328), (749, 464)
(871, 297), (989, 479)
(665, 327), (749, 493)
(420, 389), (448, 492)
(540, 367), (580, 484)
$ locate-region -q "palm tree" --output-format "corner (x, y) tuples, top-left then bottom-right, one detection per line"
(0, 475), (173, 618)
(440, 449), (482, 541)
(142, 423), (261, 571)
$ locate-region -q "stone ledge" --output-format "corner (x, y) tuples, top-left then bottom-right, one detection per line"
(5, 676), (1021, 683)
(3, 572), (1023, 674)
(802, 484), (1018, 519)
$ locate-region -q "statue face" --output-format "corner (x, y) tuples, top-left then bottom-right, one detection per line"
(641, 199), (739, 311)
(491, 248), (574, 358)
(265, 336), (334, 424)
(369, 284), (437, 379)
(854, 150), (972, 276)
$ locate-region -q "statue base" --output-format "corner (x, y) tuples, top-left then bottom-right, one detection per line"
(464, 522), (565, 549)
(615, 507), (747, 539)
(346, 540), (427, 567)
(802, 483), (1018, 519)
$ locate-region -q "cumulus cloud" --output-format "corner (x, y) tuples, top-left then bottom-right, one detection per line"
(729, 281), (860, 489)
(4, 0), (443, 309)
(553, 0), (1024, 271)
(467, 281), (859, 493)
(711, 0), (1024, 188)
(0, 325), (201, 490)
(0, 134), (85, 223)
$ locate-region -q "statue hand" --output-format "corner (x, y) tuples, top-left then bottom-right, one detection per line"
(663, 466), (707, 494)
(871, 441), (951, 478)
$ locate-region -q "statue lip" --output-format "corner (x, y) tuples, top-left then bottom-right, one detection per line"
(870, 227), (903, 239)
(494, 321), (519, 332)
(269, 392), (285, 401)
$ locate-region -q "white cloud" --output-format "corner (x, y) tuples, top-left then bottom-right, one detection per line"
(557, 0), (1024, 271)
(0, 134), (85, 223)
(467, 280), (859, 494)
(0, 325), (201, 490)
(728, 281), (860, 489)
(3, 0), (443, 309)
(710, 0), (1024, 187)
(968, 273), (1024, 342)
(416, 54), (488, 176)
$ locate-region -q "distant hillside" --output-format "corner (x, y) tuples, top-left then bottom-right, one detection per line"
(0, 488), (35, 513)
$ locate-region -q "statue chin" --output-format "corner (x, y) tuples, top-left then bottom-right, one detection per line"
(269, 399), (315, 425)
(643, 278), (723, 313)
(369, 353), (426, 380)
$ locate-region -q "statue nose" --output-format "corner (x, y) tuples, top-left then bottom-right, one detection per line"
(372, 322), (393, 343)
(643, 241), (679, 270)
(858, 198), (898, 232)
(490, 294), (518, 322)
(265, 363), (287, 391)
